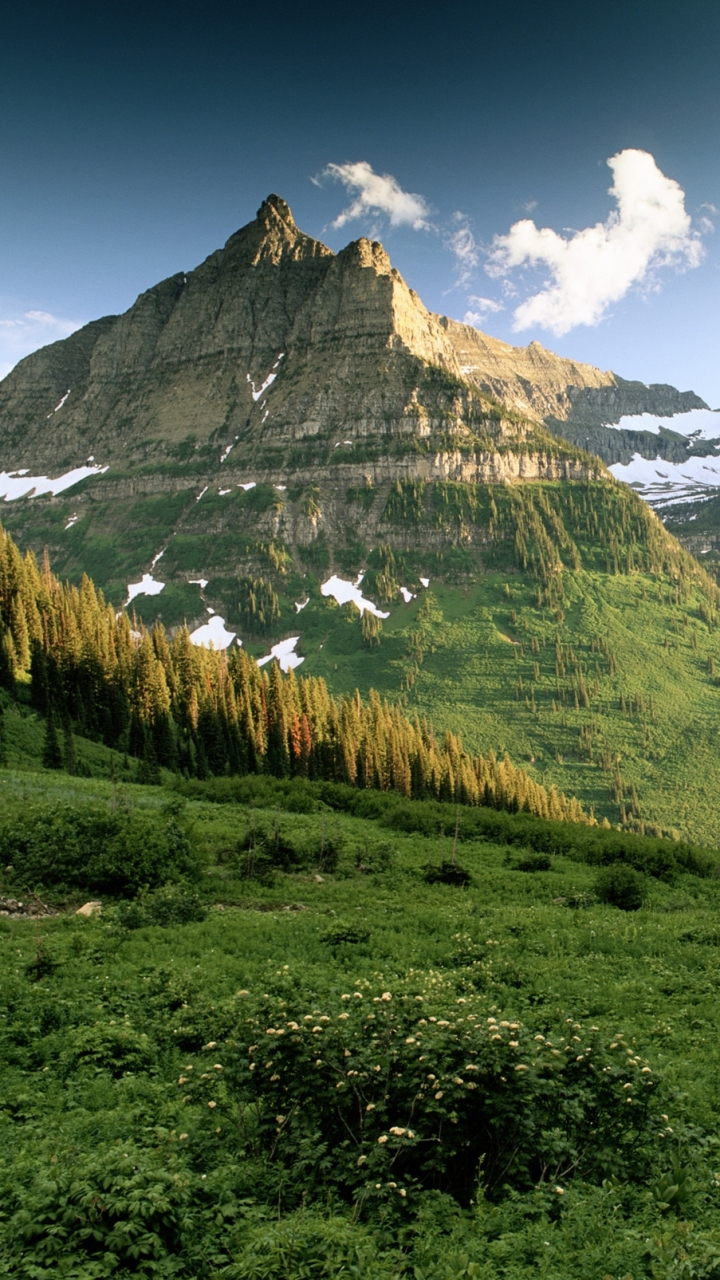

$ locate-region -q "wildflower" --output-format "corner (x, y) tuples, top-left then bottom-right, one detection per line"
(249, 1064), (255, 1071)
(381, 992), (392, 1002)
(467, 1082), (477, 1090)
(366, 1103), (376, 1111)
(435, 1091), (444, 1100)
(237, 990), (249, 996)
(315, 1059), (322, 1066)
(492, 1034), (502, 1042)
(555, 1186), (564, 1195)
(399, 1188), (407, 1197)
(390, 1127), (406, 1136)
(208, 1101), (217, 1109)
(509, 1041), (519, 1048)
(341, 994), (351, 1001)
(534, 1034), (545, 1042)
(213, 1064), (223, 1071)
(405, 1037), (416, 1044)
(453, 1078), (463, 1086)
(312, 1026), (322, 1033)
(641, 1067), (652, 1074)
(270, 1074), (280, 1081)
(357, 1155), (367, 1165)
(178, 1076), (188, 1085)
(514, 1064), (528, 1072)
(276, 1115), (286, 1124)
(204, 1042), (217, 1049)
(378, 1135), (388, 1144)
(353, 993), (363, 999)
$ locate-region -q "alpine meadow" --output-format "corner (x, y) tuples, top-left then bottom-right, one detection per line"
(3, 191), (720, 1279)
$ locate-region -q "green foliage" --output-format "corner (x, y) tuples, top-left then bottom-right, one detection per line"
(118, 882), (208, 929)
(2, 766), (720, 1275)
(220, 982), (660, 1205)
(238, 576), (281, 635)
(0, 803), (199, 896)
(595, 862), (647, 911)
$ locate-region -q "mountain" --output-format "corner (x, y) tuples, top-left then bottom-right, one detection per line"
(2, 195), (720, 841)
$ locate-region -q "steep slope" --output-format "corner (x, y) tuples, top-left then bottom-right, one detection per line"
(2, 196), (720, 841)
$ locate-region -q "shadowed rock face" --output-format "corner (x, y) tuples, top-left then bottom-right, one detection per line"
(0, 193), (704, 478)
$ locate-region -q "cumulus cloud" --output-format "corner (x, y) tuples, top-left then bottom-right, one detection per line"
(486, 149), (704, 335)
(0, 309), (81, 380)
(321, 161), (430, 231)
(464, 297), (504, 328)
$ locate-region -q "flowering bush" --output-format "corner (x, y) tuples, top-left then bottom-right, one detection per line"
(182, 976), (663, 1209)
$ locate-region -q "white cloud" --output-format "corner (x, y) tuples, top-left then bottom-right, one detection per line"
(464, 297), (504, 327)
(445, 214), (479, 286)
(0, 309), (82, 380)
(322, 161), (430, 231)
(486, 149), (705, 336)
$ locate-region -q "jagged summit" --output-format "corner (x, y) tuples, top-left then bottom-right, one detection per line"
(0, 194), (705, 479)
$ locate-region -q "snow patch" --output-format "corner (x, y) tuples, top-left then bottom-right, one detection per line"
(419, 576), (430, 588)
(238, 481), (256, 491)
(400, 587), (416, 603)
(257, 636), (304, 672)
(46, 389), (71, 417)
(320, 573), (390, 618)
(150, 547), (166, 569)
(126, 574), (165, 604)
(274, 484), (286, 490)
(0, 464), (107, 502)
(64, 515), (79, 530)
(196, 486), (208, 502)
(609, 453), (720, 508)
(220, 443), (234, 462)
(189, 615), (238, 649)
(295, 597), (309, 612)
(189, 577), (209, 589)
(218, 487), (232, 495)
(608, 408), (720, 439)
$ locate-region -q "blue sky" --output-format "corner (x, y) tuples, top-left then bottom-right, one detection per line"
(1, 0), (718, 406)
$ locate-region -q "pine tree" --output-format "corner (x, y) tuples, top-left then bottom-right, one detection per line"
(42, 712), (63, 770)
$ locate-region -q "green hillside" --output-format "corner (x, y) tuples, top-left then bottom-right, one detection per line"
(2, 767), (720, 1277)
(3, 469), (720, 842)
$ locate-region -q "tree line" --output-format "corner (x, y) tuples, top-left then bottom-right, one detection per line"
(0, 521), (587, 822)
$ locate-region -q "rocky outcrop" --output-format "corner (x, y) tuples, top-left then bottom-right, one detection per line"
(2, 193), (704, 480)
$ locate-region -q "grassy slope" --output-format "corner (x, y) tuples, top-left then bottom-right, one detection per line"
(2, 768), (720, 1275)
(4, 476), (720, 843)
(290, 566), (720, 844)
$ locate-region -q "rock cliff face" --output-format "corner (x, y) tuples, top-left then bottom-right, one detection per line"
(0, 193), (707, 613)
(1, 193), (703, 479)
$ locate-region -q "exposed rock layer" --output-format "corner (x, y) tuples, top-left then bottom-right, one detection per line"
(0, 194), (704, 477)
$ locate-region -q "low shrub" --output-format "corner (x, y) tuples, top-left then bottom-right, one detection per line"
(194, 980), (663, 1209)
(118, 883), (207, 929)
(0, 804), (199, 897)
(595, 862), (647, 911)
(515, 852), (552, 872)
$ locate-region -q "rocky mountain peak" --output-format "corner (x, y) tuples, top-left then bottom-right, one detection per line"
(257, 193), (296, 226)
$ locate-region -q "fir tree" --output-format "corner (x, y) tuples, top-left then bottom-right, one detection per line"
(42, 712), (63, 770)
